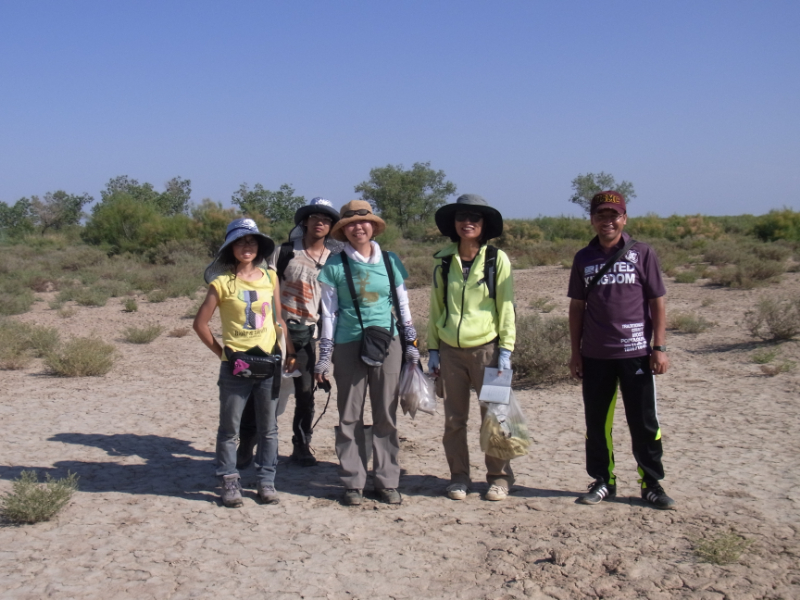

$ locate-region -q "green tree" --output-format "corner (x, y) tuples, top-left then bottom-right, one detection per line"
(231, 183), (304, 223)
(98, 175), (191, 216)
(0, 198), (35, 239)
(569, 172), (636, 215)
(354, 162), (456, 237)
(30, 190), (93, 234)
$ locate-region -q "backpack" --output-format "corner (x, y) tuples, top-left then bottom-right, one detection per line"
(276, 242), (295, 281)
(438, 245), (499, 322)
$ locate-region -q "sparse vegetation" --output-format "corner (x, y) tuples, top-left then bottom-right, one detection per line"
(693, 529), (753, 565)
(751, 348), (778, 364)
(123, 298), (138, 312)
(674, 269), (700, 284)
(513, 314), (571, 386)
(529, 296), (556, 313)
(744, 296), (800, 341)
(0, 470), (79, 524)
(668, 312), (715, 334)
(123, 323), (164, 344)
(168, 327), (191, 338)
(147, 289), (168, 303)
(45, 337), (116, 376)
(760, 361), (796, 377)
(0, 320), (61, 370)
(58, 306), (77, 318)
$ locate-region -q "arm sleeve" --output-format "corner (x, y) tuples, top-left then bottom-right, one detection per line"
(319, 282), (339, 340)
(495, 250), (516, 352)
(395, 282), (412, 324)
(427, 259), (444, 351)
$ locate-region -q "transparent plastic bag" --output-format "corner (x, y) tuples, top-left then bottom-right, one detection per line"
(399, 362), (436, 419)
(479, 390), (532, 460)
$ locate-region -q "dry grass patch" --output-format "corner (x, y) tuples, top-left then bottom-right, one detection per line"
(123, 323), (164, 344)
(513, 314), (571, 386)
(168, 327), (191, 338)
(0, 320), (61, 370)
(147, 289), (168, 303)
(45, 337), (116, 376)
(693, 529), (753, 565)
(529, 296), (556, 313)
(1, 470), (79, 524)
(122, 297), (138, 312)
(744, 296), (800, 341)
(760, 361), (796, 377)
(668, 312), (715, 334)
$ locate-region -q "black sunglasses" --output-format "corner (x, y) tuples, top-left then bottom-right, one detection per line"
(455, 211), (483, 223)
(343, 209), (372, 218)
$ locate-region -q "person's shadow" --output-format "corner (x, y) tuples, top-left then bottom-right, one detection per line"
(0, 433), (217, 503)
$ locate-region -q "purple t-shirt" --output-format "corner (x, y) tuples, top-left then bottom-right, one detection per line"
(567, 233), (666, 360)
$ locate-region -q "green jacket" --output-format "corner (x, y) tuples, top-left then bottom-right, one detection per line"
(427, 243), (516, 352)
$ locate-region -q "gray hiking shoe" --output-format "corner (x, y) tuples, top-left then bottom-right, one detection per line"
(220, 474), (243, 508)
(377, 488), (402, 505)
(257, 482), (280, 504)
(342, 489), (363, 506)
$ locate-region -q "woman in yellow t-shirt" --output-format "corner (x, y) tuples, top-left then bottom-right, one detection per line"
(194, 218), (296, 508)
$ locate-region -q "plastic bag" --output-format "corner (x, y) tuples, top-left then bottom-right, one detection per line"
(399, 362), (437, 419)
(479, 390), (532, 460)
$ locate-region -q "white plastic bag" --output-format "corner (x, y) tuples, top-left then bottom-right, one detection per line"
(399, 362), (436, 419)
(479, 390), (531, 460)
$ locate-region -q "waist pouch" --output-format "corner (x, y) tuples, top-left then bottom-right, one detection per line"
(225, 346), (282, 379)
(287, 320), (315, 348)
(360, 326), (393, 367)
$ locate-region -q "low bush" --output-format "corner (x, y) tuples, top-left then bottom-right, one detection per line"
(58, 306), (77, 319)
(744, 296), (800, 341)
(123, 324), (164, 344)
(0, 320), (60, 369)
(0, 470), (79, 524)
(147, 289), (168, 303)
(693, 530), (752, 565)
(45, 337), (116, 376)
(668, 312), (714, 334)
(0, 290), (35, 316)
(168, 327), (191, 338)
(673, 270), (699, 284)
(760, 361), (795, 377)
(709, 257), (785, 288)
(403, 256), (434, 289)
(529, 296), (556, 313)
(123, 298), (138, 312)
(751, 348), (778, 364)
(513, 313), (571, 386)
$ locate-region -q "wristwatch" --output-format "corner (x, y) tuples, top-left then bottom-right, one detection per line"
(652, 345), (668, 352)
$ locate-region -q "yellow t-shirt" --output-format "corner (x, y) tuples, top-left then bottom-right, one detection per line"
(209, 268), (278, 360)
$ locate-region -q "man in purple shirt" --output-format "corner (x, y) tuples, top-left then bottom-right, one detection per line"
(567, 191), (675, 510)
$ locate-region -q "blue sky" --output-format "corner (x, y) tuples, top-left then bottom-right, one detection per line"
(1, 1), (798, 218)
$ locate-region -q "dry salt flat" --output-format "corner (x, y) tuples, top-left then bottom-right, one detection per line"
(1, 267), (799, 599)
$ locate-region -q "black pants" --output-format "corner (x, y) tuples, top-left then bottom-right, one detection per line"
(582, 355), (664, 487)
(241, 331), (316, 446)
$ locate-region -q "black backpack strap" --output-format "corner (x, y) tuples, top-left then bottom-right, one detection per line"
(482, 245), (498, 300)
(340, 253), (365, 333)
(585, 237), (638, 299)
(439, 255), (452, 322)
(276, 242), (295, 282)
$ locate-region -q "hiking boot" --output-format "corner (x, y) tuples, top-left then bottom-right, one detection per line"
(236, 433), (257, 470)
(290, 442), (318, 467)
(446, 483), (468, 500)
(377, 488), (402, 505)
(641, 483), (676, 510)
(577, 480), (616, 505)
(220, 474), (243, 508)
(342, 489), (363, 506)
(485, 484), (509, 502)
(257, 482), (280, 504)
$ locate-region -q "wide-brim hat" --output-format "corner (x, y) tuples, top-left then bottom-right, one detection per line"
(203, 218), (275, 284)
(329, 200), (386, 242)
(435, 194), (503, 241)
(293, 197), (340, 225)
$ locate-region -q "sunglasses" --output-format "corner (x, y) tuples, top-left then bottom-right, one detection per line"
(343, 208), (372, 218)
(455, 212), (483, 223)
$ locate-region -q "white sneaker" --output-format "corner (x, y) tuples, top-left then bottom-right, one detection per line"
(485, 484), (508, 501)
(446, 483), (468, 500)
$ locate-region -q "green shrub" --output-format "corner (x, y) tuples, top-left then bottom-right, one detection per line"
(45, 337), (116, 376)
(668, 312), (714, 333)
(123, 298), (138, 312)
(0, 320), (60, 369)
(94, 279), (132, 298)
(673, 270), (699, 284)
(744, 296), (800, 341)
(751, 348), (778, 364)
(0, 470), (79, 524)
(752, 208), (800, 242)
(513, 314), (571, 386)
(147, 289), (168, 303)
(761, 361), (795, 376)
(0, 290), (35, 316)
(693, 530), (753, 565)
(58, 306), (77, 319)
(71, 287), (110, 307)
(122, 323), (164, 344)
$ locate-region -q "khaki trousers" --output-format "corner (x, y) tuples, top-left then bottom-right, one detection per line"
(440, 341), (514, 488)
(332, 337), (402, 490)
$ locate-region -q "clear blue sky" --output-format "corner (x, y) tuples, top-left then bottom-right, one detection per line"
(1, 1), (798, 218)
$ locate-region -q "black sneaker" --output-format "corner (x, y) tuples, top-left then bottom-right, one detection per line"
(641, 483), (676, 510)
(577, 480), (616, 505)
(290, 442), (318, 467)
(342, 489), (363, 506)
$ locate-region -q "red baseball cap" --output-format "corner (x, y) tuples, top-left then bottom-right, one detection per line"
(590, 191), (626, 214)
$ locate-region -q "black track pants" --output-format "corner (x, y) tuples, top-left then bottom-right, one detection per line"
(582, 355), (665, 487)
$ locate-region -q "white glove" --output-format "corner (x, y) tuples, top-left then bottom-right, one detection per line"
(498, 348), (512, 372)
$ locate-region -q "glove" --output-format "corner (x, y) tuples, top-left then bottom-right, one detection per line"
(428, 349), (440, 373)
(402, 321), (420, 364)
(314, 338), (334, 375)
(498, 348), (512, 372)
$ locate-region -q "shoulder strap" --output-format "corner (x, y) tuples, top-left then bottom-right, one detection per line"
(384, 251), (405, 343)
(340, 252), (365, 332)
(440, 255), (452, 322)
(276, 242), (295, 281)
(585, 238), (638, 299)
(483, 245), (498, 300)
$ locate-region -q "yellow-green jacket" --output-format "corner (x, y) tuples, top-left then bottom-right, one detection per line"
(427, 243), (515, 352)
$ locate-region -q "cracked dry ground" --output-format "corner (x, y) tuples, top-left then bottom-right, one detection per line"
(1, 267), (799, 599)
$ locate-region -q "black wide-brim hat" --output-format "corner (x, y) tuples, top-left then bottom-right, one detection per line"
(293, 197), (340, 225)
(435, 194), (503, 241)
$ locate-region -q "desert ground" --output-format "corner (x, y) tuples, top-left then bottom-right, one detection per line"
(1, 266), (799, 599)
